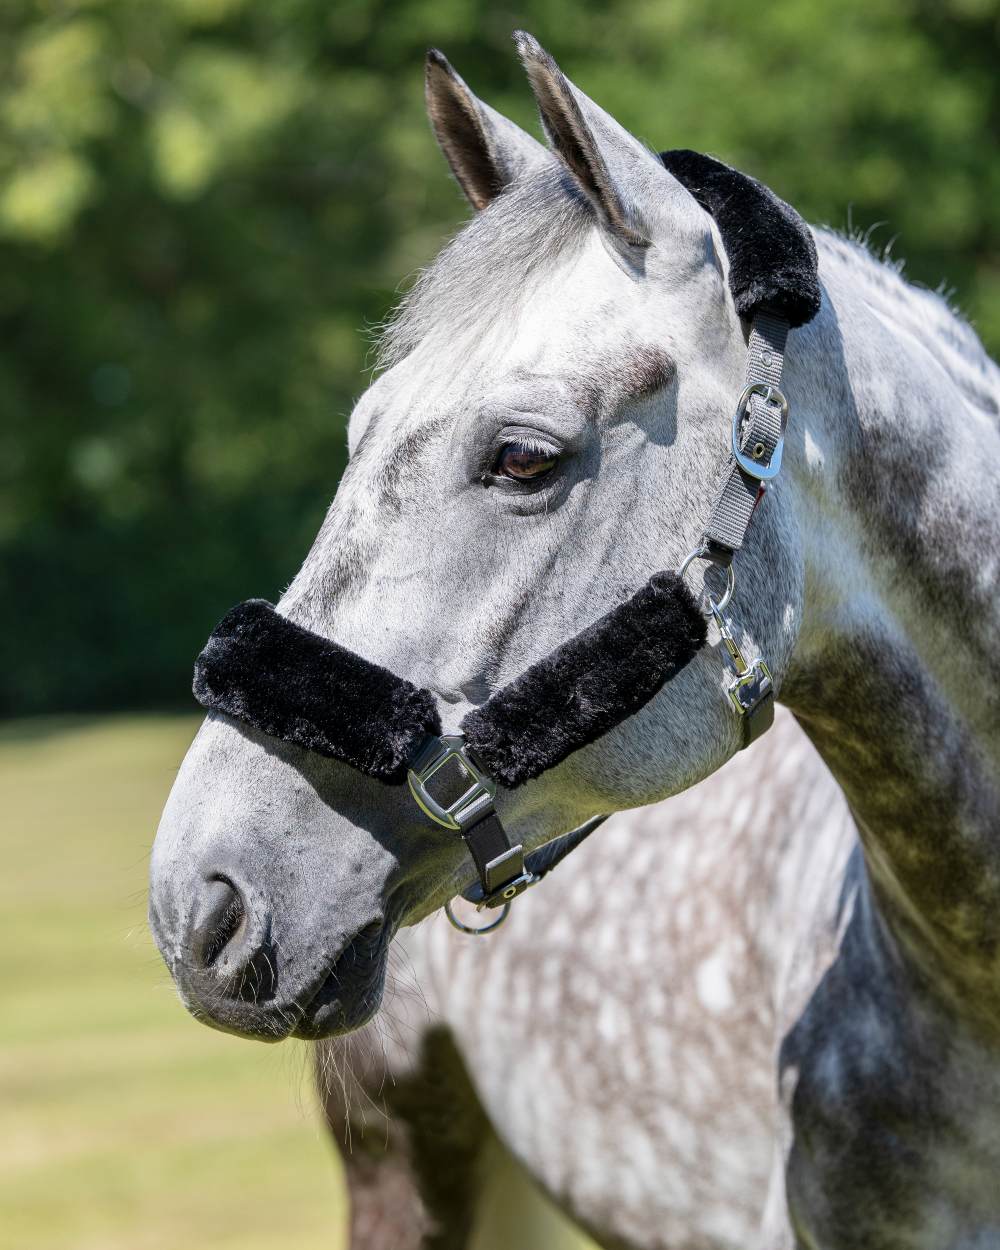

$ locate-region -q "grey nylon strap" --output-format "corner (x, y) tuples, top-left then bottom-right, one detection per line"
(703, 309), (789, 554)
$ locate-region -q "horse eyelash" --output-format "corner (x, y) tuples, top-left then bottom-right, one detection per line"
(486, 433), (561, 469)
(503, 434), (559, 456)
(475, 431), (562, 486)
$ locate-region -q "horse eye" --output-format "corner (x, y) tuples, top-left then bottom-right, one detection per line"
(493, 441), (559, 482)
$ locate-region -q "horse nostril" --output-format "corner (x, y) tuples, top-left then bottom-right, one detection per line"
(182, 877), (278, 1006)
(190, 877), (246, 969)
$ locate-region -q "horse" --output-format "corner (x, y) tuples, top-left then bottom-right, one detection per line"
(150, 34), (1000, 1249)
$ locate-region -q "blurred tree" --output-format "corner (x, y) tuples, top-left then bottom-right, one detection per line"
(0, 0), (996, 713)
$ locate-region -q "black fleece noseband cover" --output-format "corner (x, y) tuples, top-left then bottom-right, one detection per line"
(194, 599), (441, 783)
(463, 572), (705, 787)
(194, 574), (705, 790)
(661, 149), (821, 328)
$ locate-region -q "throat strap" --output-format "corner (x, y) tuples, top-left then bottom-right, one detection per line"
(508, 813), (607, 892)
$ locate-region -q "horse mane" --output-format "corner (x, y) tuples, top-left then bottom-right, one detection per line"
(815, 227), (999, 420)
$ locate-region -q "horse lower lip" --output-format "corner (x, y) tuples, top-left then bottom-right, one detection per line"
(291, 969), (384, 1039)
(291, 923), (387, 1038)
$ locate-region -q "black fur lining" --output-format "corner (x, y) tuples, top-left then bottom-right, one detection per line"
(461, 571), (706, 789)
(193, 575), (705, 793)
(661, 148), (821, 328)
(193, 600), (441, 783)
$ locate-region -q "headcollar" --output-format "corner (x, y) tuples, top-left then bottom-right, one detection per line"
(192, 151), (820, 932)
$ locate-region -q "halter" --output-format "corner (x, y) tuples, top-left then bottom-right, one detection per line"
(192, 151), (821, 934)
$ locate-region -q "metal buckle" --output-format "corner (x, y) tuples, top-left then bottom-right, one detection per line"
(731, 383), (788, 481)
(727, 657), (773, 716)
(407, 735), (496, 832)
(464, 868), (539, 909)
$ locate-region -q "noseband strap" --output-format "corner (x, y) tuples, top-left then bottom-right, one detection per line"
(195, 571), (705, 788)
(462, 571), (706, 787)
(191, 149), (821, 933)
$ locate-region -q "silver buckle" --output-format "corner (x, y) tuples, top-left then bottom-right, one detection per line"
(731, 383), (788, 481)
(407, 735), (496, 832)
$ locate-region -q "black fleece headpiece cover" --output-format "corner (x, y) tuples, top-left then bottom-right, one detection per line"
(661, 149), (821, 328)
(194, 572), (706, 789)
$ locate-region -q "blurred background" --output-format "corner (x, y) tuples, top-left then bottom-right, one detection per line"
(1, 0), (996, 1246)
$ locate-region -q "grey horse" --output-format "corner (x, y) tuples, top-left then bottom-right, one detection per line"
(150, 35), (1000, 1249)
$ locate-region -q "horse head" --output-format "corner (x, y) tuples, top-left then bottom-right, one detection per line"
(149, 35), (805, 1040)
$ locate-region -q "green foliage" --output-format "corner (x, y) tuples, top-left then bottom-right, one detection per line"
(1, 0), (997, 713)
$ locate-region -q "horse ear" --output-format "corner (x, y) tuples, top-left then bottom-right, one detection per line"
(514, 32), (674, 248)
(425, 49), (549, 211)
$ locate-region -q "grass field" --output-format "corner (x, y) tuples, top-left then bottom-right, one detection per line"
(0, 715), (590, 1250)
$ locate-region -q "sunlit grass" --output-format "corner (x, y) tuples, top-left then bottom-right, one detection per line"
(0, 714), (346, 1250)
(0, 715), (591, 1250)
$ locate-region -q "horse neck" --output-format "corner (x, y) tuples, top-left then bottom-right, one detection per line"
(780, 233), (1000, 1002)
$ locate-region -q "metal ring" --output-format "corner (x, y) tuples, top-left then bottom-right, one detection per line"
(679, 546), (735, 614)
(444, 898), (511, 935)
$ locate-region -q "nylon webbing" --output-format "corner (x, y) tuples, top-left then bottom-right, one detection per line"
(463, 811), (521, 893)
(703, 309), (790, 554)
(461, 814), (608, 906)
(520, 814), (607, 880)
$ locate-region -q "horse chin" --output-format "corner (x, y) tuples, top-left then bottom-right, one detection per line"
(291, 921), (390, 1040)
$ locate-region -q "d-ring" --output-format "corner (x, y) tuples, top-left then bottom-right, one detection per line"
(444, 898), (511, 935)
(679, 546), (735, 614)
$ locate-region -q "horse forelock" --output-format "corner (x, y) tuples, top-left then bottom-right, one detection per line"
(377, 161), (592, 371)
